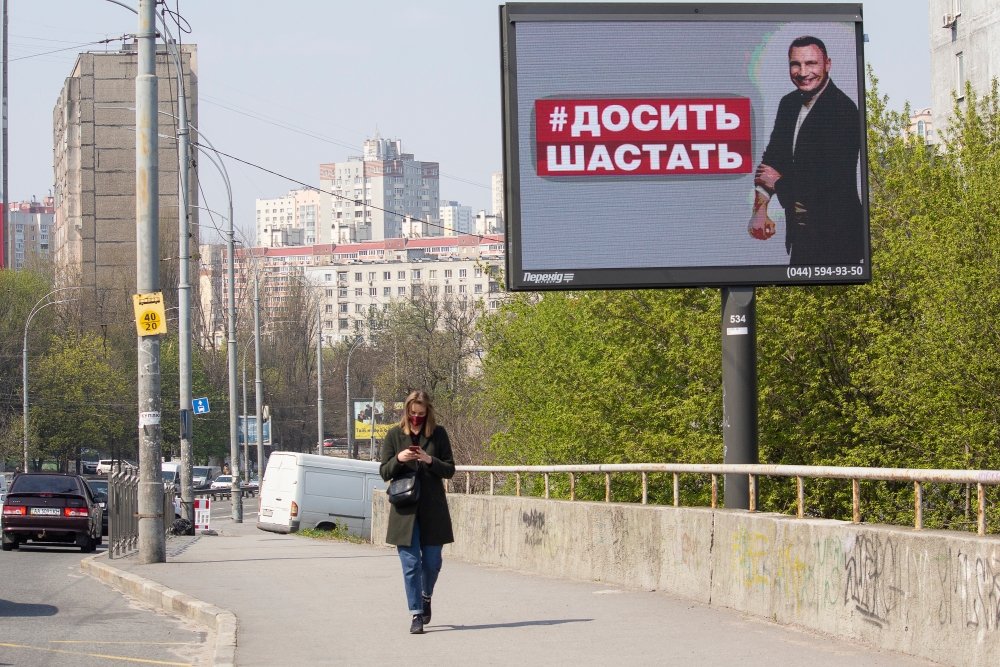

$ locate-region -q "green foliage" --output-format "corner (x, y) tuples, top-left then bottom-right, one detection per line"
(29, 333), (131, 467)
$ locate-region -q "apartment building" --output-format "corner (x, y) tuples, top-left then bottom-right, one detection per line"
(52, 42), (198, 290)
(256, 188), (322, 247)
(318, 136), (440, 243)
(212, 234), (505, 345)
(7, 197), (54, 269)
(930, 0), (1000, 133)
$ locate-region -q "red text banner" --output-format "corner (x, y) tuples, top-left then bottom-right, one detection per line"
(535, 97), (752, 176)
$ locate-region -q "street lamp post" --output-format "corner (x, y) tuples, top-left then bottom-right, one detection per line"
(345, 335), (363, 459)
(22, 288), (80, 472)
(190, 138), (241, 522)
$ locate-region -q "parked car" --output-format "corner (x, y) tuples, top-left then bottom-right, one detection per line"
(81, 460), (99, 475)
(192, 466), (221, 490)
(96, 459), (136, 475)
(210, 475), (234, 499)
(2, 473), (103, 551)
(84, 478), (110, 536)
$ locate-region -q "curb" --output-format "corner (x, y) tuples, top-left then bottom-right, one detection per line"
(81, 553), (237, 667)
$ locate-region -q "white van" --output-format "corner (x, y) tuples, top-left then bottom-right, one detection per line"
(257, 452), (385, 537)
(161, 461), (180, 491)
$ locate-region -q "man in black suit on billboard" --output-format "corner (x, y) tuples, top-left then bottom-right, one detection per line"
(748, 35), (864, 266)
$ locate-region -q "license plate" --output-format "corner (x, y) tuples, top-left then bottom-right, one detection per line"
(261, 508), (272, 517)
(31, 507), (61, 516)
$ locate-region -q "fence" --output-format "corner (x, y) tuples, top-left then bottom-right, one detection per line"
(449, 463), (1000, 535)
(107, 470), (177, 559)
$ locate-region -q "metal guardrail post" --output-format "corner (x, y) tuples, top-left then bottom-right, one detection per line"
(604, 472), (611, 502)
(748, 474), (756, 512)
(673, 473), (679, 507)
(489, 473), (494, 496)
(914, 481), (923, 530)
(978, 483), (986, 536)
(544, 473), (549, 499)
(516, 473), (521, 497)
(852, 479), (861, 523)
(641, 472), (648, 505)
(569, 473), (576, 501)
(711, 474), (718, 509)
(796, 476), (804, 519)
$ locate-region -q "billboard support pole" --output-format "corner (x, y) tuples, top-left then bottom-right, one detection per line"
(721, 286), (758, 510)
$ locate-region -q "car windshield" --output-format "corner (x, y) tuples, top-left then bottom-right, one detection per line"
(12, 474), (80, 494)
(161, 470), (176, 482)
(216, 476), (232, 483)
(193, 467), (212, 477)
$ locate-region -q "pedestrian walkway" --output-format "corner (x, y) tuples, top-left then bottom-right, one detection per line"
(84, 514), (936, 667)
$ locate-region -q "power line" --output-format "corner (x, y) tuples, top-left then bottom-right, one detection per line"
(9, 36), (132, 62)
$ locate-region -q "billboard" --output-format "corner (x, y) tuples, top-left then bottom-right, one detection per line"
(351, 400), (396, 440)
(239, 415), (270, 445)
(500, 3), (870, 290)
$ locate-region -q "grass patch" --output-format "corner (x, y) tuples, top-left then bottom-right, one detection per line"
(297, 525), (368, 544)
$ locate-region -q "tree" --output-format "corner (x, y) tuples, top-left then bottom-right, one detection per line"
(28, 333), (131, 471)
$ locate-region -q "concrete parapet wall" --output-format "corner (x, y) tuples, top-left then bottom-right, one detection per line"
(372, 492), (999, 665)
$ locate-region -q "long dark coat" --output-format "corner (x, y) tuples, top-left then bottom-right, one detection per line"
(379, 424), (455, 547)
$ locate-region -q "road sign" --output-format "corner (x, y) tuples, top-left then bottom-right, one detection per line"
(192, 397), (211, 414)
(132, 292), (167, 337)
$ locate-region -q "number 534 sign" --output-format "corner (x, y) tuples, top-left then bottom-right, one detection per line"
(132, 292), (168, 337)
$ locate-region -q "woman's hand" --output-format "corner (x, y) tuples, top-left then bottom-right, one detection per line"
(397, 446), (432, 464)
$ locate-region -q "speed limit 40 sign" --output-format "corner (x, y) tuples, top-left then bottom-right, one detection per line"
(132, 292), (167, 337)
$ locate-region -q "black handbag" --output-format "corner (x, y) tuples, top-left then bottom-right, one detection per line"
(388, 470), (420, 507)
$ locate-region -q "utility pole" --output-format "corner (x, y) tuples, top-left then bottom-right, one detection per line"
(316, 302), (323, 456)
(253, 272), (264, 474)
(1, 0), (8, 268)
(136, 0), (165, 563)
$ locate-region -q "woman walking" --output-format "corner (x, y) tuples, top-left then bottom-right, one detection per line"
(380, 390), (455, 634)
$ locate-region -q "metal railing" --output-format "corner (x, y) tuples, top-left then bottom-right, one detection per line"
(107, 471), (180, 559)
(449, 463), (1000, 536)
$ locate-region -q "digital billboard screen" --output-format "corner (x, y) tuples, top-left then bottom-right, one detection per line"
(500, 3), (870, 290)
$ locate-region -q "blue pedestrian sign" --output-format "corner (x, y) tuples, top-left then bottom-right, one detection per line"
(192, 397), (211, 414)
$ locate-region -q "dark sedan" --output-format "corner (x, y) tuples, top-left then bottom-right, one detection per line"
(84, 477), (110, 536)
(2, 473), (103, 552)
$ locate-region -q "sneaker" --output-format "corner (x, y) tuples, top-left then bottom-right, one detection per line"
(409, 614), (424, 634)
(421, 595), (432, 624)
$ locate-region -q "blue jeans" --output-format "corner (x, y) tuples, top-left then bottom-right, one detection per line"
(396, 519), (443, 614)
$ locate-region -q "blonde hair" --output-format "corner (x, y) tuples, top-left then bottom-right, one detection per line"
(399, 389), (436, 437)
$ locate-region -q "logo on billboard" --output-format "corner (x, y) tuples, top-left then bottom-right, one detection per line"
(535, 98), (752, 177)
(523, 272), (575, 284)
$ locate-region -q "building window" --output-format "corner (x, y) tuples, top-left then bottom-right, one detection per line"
(368, 271), (376, 281)
(354, 272), (362, 282)
(383, 286), (391, 296)
(339, 303), (348, 313)
(383, 271), (391, 280)
(325, 304), (333, 313)
(339, 288), (347, 298)
(445, 285), (454, 294)
(474, 267), (483, 278)
(339, 318), (349, 330)
(444, 269), (452, 278)
(411, 270), (421, 280)
(324, 273), (332, 281)
(369, 287), (377, 296)
(398, 271), (405, 280)
(459, 268), (467, 278)
(355, 288), (363, 297)
(356, 304), (364, 313)
(429, 270), (437, 279)
(474, 284), (483, 294)
(325, 289), (333, 297)
(338, 271), (348, 282)
(398, 286), (406, 296)
(459, 284), (467, 294)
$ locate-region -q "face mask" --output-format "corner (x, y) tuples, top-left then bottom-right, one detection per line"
(409, 415), (425, 430)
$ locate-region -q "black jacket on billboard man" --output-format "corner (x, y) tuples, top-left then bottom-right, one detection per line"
(748, 36), (864, 266)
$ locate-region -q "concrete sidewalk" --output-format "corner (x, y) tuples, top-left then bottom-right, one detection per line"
(82, 515), (937, 667)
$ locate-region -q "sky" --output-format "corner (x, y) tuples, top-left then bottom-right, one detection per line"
(5, 0), (931, 243)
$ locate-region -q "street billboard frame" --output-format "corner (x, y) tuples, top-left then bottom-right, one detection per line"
(500, 2), (871, 291)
